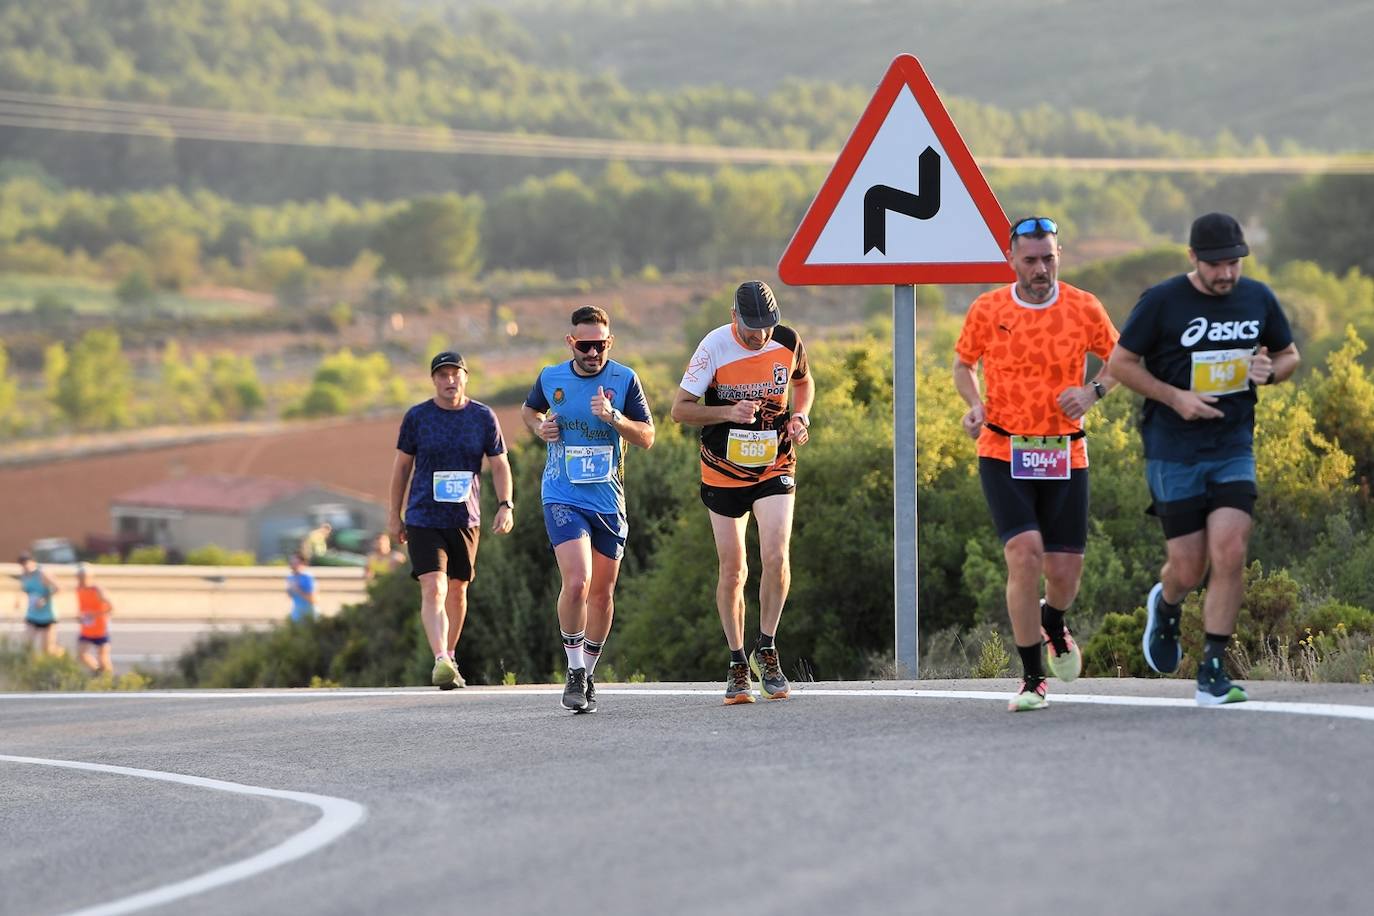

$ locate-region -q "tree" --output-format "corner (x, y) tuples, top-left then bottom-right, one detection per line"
(1273, 175), (1374, 277)
(372, 195), (483, 282)
(0, 342), (17, 432)
(53, 328), (134, 430)
(115, 269), (156, 309)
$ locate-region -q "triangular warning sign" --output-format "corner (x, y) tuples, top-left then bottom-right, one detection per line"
(778, 54), (1014, 286)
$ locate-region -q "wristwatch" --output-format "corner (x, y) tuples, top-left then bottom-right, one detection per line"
(1091, 380), (1106, 400)
(497, 499), (513, 510)
(792, 412), (810, 428)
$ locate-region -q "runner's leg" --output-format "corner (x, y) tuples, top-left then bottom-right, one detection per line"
(709, 510), (750, 652)
(752, 493), (795, 640)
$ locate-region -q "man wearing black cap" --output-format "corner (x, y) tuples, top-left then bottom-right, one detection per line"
(389, 350), (514, 689)
(671, 280), (813, 705)
(1108, 212), (1301, 706)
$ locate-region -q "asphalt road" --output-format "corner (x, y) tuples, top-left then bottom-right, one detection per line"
(2, 679), (1372, 916)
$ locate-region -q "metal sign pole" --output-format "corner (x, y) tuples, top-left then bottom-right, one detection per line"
(893, 284), (918, 678)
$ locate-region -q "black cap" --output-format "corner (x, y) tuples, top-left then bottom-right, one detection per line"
(430, 351), (467, 374)
(734, 281), (780, 330)
(1189, 212), (1249, 262)
(17, 551), (32, 562)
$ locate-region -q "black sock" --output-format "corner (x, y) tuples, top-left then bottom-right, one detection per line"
(1041, 602), (1067, 641)
(756, 631), (775, 651)
(1160, 592), (1182, 614)
(1017, 642), (1045, 682)
(1201, 632), (1231, 675)
(730, 647), (747, 665)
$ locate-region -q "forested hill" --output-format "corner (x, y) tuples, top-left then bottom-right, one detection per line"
(429, 0), (1374, 152)
(0, 0), (1286, 202)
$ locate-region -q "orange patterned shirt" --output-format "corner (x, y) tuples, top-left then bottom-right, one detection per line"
(954, 282), (1119, 468)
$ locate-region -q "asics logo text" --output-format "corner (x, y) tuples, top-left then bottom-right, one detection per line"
(1180, 317), (1259, 347)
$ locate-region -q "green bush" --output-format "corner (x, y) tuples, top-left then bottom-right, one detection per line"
(184, 545), (256, 566)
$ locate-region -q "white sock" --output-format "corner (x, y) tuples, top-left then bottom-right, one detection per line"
(583, 637), (605, 676)
(561, 630), (585, 670)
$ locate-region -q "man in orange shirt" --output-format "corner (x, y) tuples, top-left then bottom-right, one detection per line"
(672, 281), (813, 705)
(953, 217), (1120, 711)
(74, 564), (115, 676)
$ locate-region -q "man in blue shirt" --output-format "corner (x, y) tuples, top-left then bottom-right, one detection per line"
(389, 350), (514, 689)
(286, 552), (316, 623)
(1109, 213), (1300, 705)
(522, 306), (655, 713)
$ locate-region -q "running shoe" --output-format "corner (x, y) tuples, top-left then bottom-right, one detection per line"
(579, 673), (598, 714)
(1142, 582), (1182, 674)
(1041, 625), (1082, 683)
(1196, 657), (1248, 706)
(1007, 677), (1049, 712)
(438, 662), (467, 691)
(431, 656), (459, 689)
(562, 667), (588, 711)
(723, 661), (755, 705)
(750, 647), (790, 699)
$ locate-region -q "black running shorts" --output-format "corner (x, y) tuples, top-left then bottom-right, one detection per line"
(406, 525), (480, 581)
(977, 458), (1089, 553)
(700, 476), (796, 519)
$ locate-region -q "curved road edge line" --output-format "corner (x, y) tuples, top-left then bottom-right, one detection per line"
(0, 754), (367, 916)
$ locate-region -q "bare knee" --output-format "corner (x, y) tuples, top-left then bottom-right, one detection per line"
(420, 575), (447, 604)
(1003, 537), (1044, 578)
(718, 559), (748, 593)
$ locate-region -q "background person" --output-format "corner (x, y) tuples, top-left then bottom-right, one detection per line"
(364, 532), (406, 582)
(390, 351), (514, 690)
(522, 305), (655, 713)
(953, 216), (1119, 712)
(1108, 212), (1300, 706)
(670, 281), (812, 705)
(17, 551), (62, 657)
(286, 552), (317, 623)
(74, 563), (115, 676)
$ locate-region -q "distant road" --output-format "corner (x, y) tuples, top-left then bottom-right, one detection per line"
(1, 680), (1372, 916)
(1, 564), (367, 668)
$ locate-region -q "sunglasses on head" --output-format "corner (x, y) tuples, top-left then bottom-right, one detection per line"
(1010, 217), (1058, 241)
(573, 338), (610, 354)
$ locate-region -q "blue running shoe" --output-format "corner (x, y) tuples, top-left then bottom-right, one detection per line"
(1142, 583), (1182, 674)
(1196, 657), (1248, 706)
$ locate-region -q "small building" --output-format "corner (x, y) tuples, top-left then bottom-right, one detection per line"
(109, 474), (386, 562)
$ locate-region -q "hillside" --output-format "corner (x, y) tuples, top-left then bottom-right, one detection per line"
(429, 0), (1374, 152)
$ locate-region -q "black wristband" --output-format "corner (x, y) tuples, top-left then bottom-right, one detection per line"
(1265, 368), (1276, 385)
(497, 499), (513, 509)
(1091, 380), (1106, 400)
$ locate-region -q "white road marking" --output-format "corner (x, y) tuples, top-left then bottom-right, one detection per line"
(1, 685), (1372, 722)
(0, 755), (367, 916)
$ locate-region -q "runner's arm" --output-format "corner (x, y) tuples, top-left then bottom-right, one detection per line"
(1107, 344), (1223, 420)
(670, 387), (757, 426)
(952, 358), (987, 439)
(487, 451), (515, 534)
(388, 450), (415, 543)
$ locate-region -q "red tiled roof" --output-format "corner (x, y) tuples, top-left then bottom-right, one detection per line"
(111, 475), (309, 514)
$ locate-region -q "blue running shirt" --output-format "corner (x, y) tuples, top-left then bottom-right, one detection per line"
(397, 399), (506, 528)
(524, 359), (651, 516)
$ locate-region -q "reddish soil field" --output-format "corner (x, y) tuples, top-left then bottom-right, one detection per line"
(0, 408), (524, 560)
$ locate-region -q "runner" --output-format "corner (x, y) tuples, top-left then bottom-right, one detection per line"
(670, 281), (813, 705)
(953, 216), (1119, 712)
(17, 550), (61, 658)
(522, 306), (655, 713)
(74, 563), (115, 676)
(390, 351), (514, 689)
(1107, 212), (1300, 705)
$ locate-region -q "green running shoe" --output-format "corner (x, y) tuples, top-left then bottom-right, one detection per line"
(1008, 677), (1049, 712)
(1041, 625), (1082, 683)
(750, 647), (790, 699)
(431, 656), (459, 689)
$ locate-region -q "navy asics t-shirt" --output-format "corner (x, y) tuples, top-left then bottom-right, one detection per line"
(524, 359), (651, 516)
(397, 399), (506, 529)
(1117, 274), (1294, 461)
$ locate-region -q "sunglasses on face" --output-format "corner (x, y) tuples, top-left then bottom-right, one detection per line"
(573, 339), (610, 354)
(1010, 217), (1058, 241)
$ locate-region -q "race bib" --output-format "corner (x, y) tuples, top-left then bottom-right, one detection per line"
(726, 429), (779, 467)
(1190, 348), (1252, 396)
(432, 470), (474, 503)
(565, 445), (614, 483)
(1010, 435), (1071, 480)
